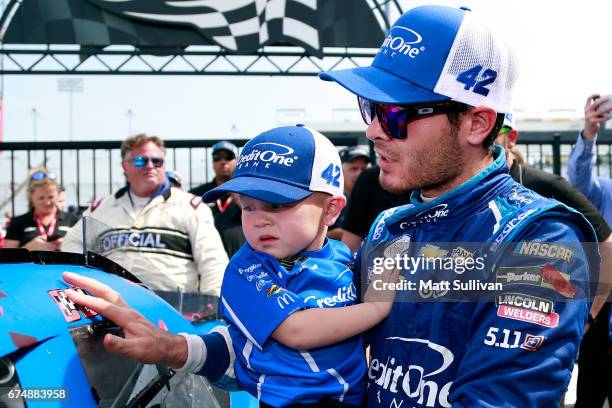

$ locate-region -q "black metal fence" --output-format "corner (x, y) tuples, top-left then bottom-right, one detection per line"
(516, 130), (612, 177)
(0, 133), (362, 216)
(1, 129), (611, 217)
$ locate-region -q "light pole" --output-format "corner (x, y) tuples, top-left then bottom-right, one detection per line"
(127, 109), (134, 135)
(57, 78), (84, 141)
(31, 108), (39, 141)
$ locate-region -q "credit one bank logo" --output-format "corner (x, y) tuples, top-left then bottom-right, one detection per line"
(379, 26), (425, 58)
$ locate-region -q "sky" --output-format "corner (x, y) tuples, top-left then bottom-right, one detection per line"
(2, 0), (612, 144)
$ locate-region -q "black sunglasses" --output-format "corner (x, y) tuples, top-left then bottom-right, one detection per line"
(213, 153), (236, 162)
(358, 96), (471, 140)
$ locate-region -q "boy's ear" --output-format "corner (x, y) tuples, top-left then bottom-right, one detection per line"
(322, 195), (346, 227)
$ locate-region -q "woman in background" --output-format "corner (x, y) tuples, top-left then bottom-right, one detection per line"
(4, 168), (79, 251)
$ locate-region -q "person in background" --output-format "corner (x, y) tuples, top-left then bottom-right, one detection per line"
(327, 146), (371, 240)
(568, 94), (612, 225)
(190, 141), (238, 196)
(4, 168), (79, 251)
(496, 112), (611, 243)
(56, 185), (66, 211)
(565, 95), (612, 408)
(190, 141), (245, 257)
(62, 134), (228, 296)
(340, 165), (410, 252)
(166, 170), (183, 189)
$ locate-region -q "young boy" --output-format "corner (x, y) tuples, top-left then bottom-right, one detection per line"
(199, 125), (395, 407)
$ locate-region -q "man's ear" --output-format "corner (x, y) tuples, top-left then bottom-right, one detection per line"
(464, 107), (499, 146)
(322, 195), (346, 227)
(121, 161), (128, 172)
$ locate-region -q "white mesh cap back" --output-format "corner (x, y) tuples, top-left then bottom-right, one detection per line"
(308, 127), (344, 197)
(434, 12), (518, 113)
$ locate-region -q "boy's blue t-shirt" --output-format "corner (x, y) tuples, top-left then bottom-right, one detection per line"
(220, 239), (366, 406)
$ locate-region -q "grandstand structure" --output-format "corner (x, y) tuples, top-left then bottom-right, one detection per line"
(0, 0), (610, 214)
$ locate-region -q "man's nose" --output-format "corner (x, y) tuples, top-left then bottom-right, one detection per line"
(366, 116), (392, 142)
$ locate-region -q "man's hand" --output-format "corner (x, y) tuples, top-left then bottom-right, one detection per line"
(62, 272), (188, 369)
(583, 94), (612, 140)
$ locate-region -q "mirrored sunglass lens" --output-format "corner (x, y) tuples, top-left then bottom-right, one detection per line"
(46, 172), (57, 180)
(357, 97), (374, 125)
(132, 156), (147, 167)
(151, 158), (164, 167)
(378, 104), (408, 139)
(31, 171), (45, 181)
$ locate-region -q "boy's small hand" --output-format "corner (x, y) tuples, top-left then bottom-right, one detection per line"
(363, 264), (400, 318)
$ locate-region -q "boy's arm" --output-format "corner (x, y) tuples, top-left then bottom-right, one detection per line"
(272, 265), (398, 350)
(271, 301), (390, 349)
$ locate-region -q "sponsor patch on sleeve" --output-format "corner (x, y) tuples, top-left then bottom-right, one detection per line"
(495, 264), (577, 298)
(495, 292), (559, 328)
(90, 197), (103, 212)
(190, 195), (202, 209)
(513, 241), (574, 263)
(521, 334), (545, 351)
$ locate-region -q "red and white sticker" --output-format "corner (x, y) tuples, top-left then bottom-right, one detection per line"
(48, 288), (98, 322)
(497, 304), (559, 328)
(48, 289), (80, 322)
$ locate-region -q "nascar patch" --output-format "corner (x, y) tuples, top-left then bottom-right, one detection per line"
(513, 241), (574, 263)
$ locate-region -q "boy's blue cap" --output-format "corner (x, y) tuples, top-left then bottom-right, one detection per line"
(319, 5), (517, 113)
(203, 125), (343, 204)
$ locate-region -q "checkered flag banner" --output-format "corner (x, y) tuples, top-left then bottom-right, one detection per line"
(88, 0), (322, 56)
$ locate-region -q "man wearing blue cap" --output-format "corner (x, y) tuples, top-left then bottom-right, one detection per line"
(320, 4), (598, 407)
(328, 146), (371, 240)
(190, 141), (239, 197)
(190, 140), (245, 256)
(60, 5), (599, 407)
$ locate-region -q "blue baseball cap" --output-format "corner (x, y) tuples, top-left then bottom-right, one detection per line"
(319, 5), (517, 113)
(203, 125), (344, 204)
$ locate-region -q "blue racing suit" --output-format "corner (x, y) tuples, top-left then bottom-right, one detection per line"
(218, 239), (366, 406)
(357, 146), (599, 407)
